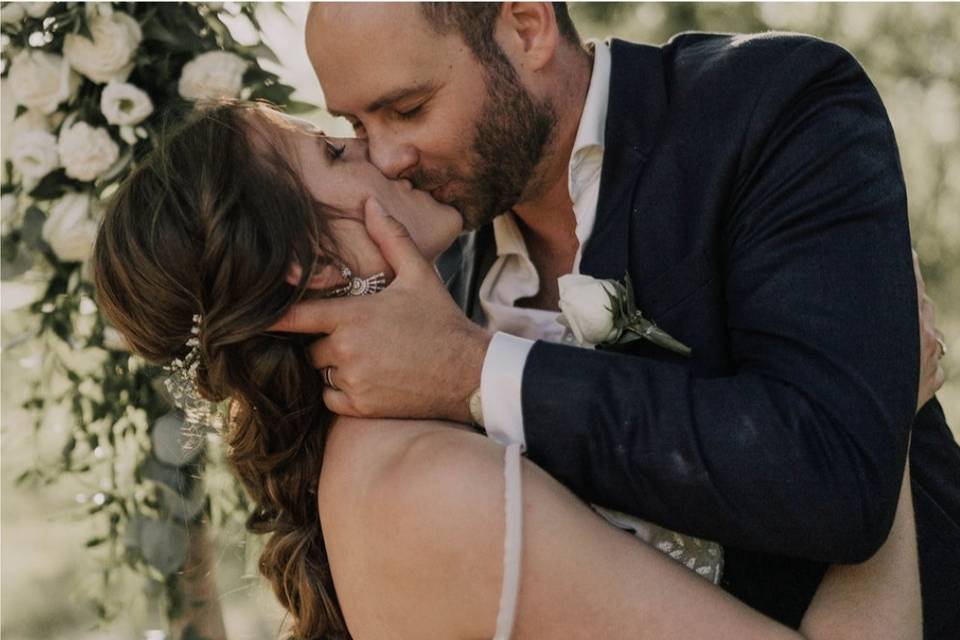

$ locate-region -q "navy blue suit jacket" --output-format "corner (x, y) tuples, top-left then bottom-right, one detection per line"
(441, 33), (960, 635)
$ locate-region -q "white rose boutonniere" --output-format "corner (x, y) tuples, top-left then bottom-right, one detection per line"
(42, 191), (98, 262)
(558, 273), (691, 355)
(8, 50), (81, 114)
(63, 11), (142, 83)
(557, 275), (622, 345)
(58, 121), (120, 182)
(100, 82), (154, 126)
(178, 51), (248, 101)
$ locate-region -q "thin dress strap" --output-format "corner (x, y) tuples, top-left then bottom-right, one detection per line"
(493, 442), (523, 639)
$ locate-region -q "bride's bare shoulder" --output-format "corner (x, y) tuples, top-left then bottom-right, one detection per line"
(317, 416), (498, 530)
(317, 417), (503, 638)
(317, 416), (475, 496)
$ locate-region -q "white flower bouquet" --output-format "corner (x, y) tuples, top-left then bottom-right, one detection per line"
(0, 0), (314, 626)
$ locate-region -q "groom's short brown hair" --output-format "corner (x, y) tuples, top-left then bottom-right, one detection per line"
(420, 2), (580, 64)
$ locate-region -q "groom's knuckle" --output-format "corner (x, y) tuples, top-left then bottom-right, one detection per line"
(339, 368), (359, 390)
(335, 339), (356, 361)
(352, 397), (374, 417)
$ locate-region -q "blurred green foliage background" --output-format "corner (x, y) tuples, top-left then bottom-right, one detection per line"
(3, 3), (957, 639)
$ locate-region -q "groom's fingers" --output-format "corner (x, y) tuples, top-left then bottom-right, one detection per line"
(364, 197), (432, 282)
(322, 388), (356, 417)
(267, 297), (350, 334)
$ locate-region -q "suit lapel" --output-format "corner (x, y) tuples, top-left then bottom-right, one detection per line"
(439, 224), (495, 324)
(449, 41), (669, 318)
(580, 39), (668, 283)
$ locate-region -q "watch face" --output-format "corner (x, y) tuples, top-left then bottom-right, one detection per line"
(469, 387), (484, 427)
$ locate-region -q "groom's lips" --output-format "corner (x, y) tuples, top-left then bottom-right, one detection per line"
(429, 183), (452, 204)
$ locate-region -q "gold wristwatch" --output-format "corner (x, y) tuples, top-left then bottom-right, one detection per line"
(468, 386), (485, 431)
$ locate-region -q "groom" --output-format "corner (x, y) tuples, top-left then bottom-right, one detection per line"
(285, 3), (959, 634)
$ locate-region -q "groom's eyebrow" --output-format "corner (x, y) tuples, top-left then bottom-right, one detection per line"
(329, 81), (439, 117)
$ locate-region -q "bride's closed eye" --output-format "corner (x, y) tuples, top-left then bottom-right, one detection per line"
(323, 139), (346, 160)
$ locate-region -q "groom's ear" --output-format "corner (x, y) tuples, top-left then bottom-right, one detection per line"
(285, 261), (343, 291)
(498, 3), (560, 72)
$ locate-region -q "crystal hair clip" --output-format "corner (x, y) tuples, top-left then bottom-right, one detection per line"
(163, 314), (221, 433)
(164, 266), (384, 431)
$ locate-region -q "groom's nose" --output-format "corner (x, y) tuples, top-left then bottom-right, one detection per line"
(367, 133), (418, 181)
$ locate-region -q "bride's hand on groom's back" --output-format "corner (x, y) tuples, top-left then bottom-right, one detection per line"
(270, 199), (491, 423)
(914, 249), (946, 412)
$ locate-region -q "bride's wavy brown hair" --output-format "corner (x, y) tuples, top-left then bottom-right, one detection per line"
(94, 102), (350, 639)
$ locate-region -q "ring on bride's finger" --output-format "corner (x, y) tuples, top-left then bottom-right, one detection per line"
(322, 367), (340, 391)
(936, 337), (947, 358)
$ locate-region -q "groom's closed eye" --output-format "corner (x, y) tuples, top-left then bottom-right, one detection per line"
(394, 103), (425, 121)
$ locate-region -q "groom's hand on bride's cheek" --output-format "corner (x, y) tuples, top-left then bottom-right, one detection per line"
(269, 199), (491, 423)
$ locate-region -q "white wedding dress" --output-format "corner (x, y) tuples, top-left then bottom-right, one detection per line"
(491, 443), (723, 639)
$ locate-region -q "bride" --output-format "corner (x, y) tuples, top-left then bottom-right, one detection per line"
(94, 101), (935, 639)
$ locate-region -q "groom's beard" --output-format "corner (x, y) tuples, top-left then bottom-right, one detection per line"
(409, 52), (556, 231)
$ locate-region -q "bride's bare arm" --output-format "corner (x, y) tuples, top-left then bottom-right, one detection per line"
(801, 460), (921, 639)
(323, 421), (796, 639)
(320, 419), (920, 639)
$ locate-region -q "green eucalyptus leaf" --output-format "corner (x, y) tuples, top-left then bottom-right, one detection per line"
(283, 100), (319, 115)
(246, 42), (280, 65)
(623, 272), (637, 316)
(27, 169), (68, 201)
(139, 517), (190, 576)
(20, 206), (46, 249)
(76, 20), (93, 41)
(142, 17), (186, 48)
(151, 412), (204, 467)
(250, 82), (295, 105)
(242, 4), (263, 31)
(123, 514), (144, 551)
(156, 480), (207, 524)
(140, 456), (188, 491)
(1, 237), (31, 280)
(242, 65), (275, 85)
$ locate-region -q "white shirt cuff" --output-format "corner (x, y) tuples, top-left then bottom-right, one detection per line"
(480, 332), (534, 451)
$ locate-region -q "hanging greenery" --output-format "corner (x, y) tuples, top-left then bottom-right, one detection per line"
(0, 1), (314, 631)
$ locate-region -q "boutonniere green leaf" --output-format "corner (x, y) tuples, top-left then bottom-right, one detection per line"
(558, 272), (691, 356)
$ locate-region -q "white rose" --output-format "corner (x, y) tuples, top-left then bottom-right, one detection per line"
(1, 3), (25, 24)
(8, 50), (81, 114)
(10, 129), (60, 181)
(100, 81), (154, 126)
(12, 109), (51, 134)
(58, 121), (120, 182)
(102, 326), (130, 352)
(1, 193), (19, 235)
(178, 51), (248, 101)
(557, 274), (622, 346)
(23, 3), (53, 18)
(43, 192), (98, 262)
(63, 12), (142, 83)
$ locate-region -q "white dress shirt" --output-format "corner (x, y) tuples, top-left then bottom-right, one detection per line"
(479, 40), (611, 449)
